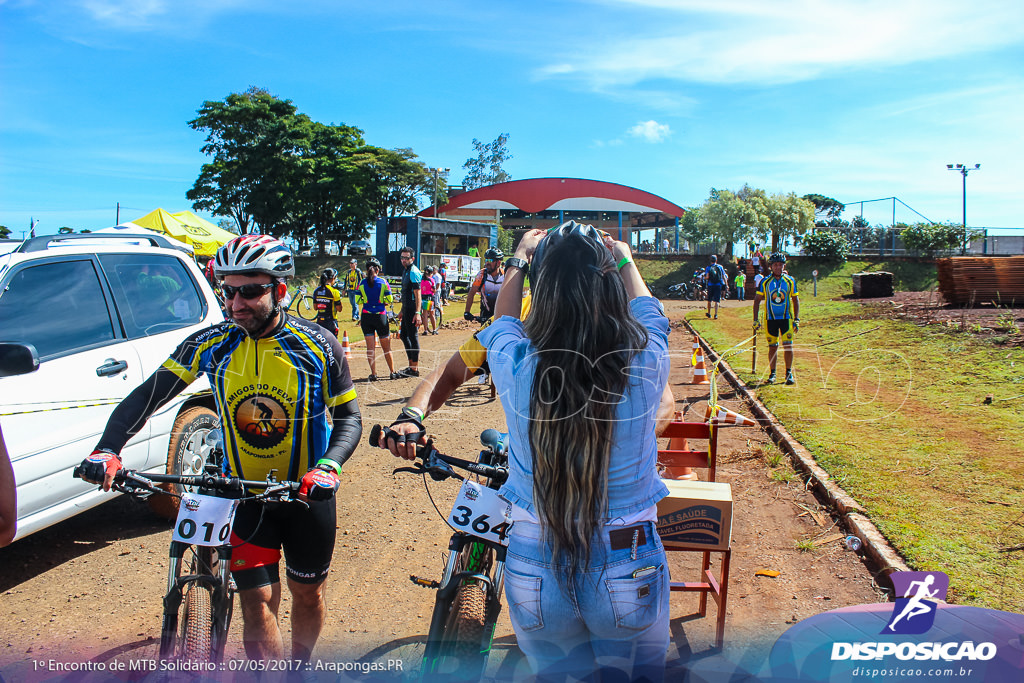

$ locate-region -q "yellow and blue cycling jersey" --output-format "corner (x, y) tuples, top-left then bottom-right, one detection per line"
(757, 274), (799, 320)
(162, 316), (356, 482)
(459, 294), (533, 373)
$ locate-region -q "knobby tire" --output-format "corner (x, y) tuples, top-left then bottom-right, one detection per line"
(181, 582), (215, 662)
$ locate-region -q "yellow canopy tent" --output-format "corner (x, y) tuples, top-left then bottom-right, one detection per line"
(131, 209), (237, 257)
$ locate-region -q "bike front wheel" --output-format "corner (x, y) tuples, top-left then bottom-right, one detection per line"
(295, 295), (317, 321)
(180, 581), (215, 662)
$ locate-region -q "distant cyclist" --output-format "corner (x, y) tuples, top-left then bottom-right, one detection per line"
(464, 248), (503, 322)
(753, 252), (800, 385)
(343, 259), (362, 322)
(420, 266), (438, 336)
(704, 254), (727, 319)
(357, 258), (398, 381)
(78, 234), (362, 663)
(313, 267), (343, 337)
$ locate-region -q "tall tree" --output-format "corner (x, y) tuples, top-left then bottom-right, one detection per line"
(697, 188), (760, 256)
(187, 87), (311, 234)
(0, 226), (10, 239)
(763, 192), (816, 252)
(462, 133), (512, 189)
(802, 193), (845, 226)
(284, 121), (376, 255)
(678, 206), (709, 247)
(363, 147), (437, 219)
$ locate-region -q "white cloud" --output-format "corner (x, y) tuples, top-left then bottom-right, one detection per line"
(536, 1), (1024, 88)
(628, 120), (672, 142)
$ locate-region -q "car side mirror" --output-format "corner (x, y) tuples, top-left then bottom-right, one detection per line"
(0, 343), (40, 377)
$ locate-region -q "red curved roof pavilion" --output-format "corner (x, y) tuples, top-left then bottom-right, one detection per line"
(419, 177), (685, 218)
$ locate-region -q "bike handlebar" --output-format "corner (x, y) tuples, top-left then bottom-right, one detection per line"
(368, 424), (508, 485)
(73, 465), (301, 500)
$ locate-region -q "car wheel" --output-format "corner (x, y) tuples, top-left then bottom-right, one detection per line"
(148, 406), (219, 520)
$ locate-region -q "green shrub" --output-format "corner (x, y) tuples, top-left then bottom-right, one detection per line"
(899, 221), (983, 256)
(800, 230), (851, 263)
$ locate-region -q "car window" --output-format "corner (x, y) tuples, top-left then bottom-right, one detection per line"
(99, 253), (206, 339)
(0, 259), (116, 359)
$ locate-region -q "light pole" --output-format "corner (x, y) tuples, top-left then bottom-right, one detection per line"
(433, 167), (450, 217)
(946, 163), (980, 255)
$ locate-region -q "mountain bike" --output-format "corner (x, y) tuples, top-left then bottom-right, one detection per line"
(73, 433), (301, 664)
(286, 284), (317, 320)
(370, 425), (510, 681)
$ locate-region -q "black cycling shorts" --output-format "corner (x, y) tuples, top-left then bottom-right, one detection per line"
(317, 318), (339, 338)
(766, 318), (791, 338)
(228, 497), (336, 590)
(360, 312), (390, 339)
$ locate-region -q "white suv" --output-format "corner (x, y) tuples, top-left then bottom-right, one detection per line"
(0, 233), (225, 540)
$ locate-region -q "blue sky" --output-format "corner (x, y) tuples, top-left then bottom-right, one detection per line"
(2, 0), (1022, 238)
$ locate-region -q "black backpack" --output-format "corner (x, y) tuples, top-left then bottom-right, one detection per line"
(707, 265), (723, 284)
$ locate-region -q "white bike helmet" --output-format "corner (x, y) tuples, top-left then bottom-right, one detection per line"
(214, 235), (295, 279)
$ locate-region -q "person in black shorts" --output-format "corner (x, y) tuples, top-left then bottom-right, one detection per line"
(357, 258), (398, 381)
(312, 267), (342, 337)
(396, 246), (422, 377)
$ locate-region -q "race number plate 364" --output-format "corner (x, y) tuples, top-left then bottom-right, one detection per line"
(172, 493), (239, 547)
(449, 480), (512, 546)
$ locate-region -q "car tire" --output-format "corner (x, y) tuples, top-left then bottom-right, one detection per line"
(148, 406), (219, 520)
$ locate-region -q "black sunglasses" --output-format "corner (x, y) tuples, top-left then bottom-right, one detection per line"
(222, 283), (274, 300)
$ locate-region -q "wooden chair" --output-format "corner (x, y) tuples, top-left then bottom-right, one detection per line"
(657, 420), (731, 649)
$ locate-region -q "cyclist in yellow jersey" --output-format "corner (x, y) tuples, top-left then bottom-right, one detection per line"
(312, 267), (343, 336)
(343, 259), (362, 321)
(753, 252), (800, 385)
(79, 235), (361, 663)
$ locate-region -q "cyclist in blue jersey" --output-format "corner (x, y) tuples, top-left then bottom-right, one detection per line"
(357, 258), (398, 381)
(753, 252), (800, 385)
(78, 234), (362, 663)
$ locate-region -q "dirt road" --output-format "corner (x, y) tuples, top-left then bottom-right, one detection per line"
(0, 300), (883, 681)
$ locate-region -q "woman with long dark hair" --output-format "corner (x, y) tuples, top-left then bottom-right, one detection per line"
(478, 223), (671, 681)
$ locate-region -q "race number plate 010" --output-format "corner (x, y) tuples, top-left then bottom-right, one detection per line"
(172, 493), (239, 547)
(449, 480), (512, 546)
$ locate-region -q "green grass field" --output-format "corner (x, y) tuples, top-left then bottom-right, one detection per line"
(638, 256), (1023, 610)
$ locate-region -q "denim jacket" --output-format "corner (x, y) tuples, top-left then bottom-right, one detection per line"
(478, 297), (670, 521)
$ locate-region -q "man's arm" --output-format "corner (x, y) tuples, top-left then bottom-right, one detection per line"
(464, 282), (480, 317)
(319, 398), (363, 472)
(85, 368), (190, 490)
(97, 369), (190, 454)
(0, 423), (16, 546)
(382, 353), (477, 460)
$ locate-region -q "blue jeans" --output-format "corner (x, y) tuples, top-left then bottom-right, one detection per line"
(504, 520), (670, 682)
(347, 291), (359, 320)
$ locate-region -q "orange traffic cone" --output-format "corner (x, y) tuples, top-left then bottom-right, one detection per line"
(691, 349), (710, 384)
(341, 330), (352, 361)
(691, 334), (700, 366)
(659, 433), (698, 480)
(704, 403), (757, 427)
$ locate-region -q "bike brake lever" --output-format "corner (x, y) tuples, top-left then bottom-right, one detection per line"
(392, 465), (427, 477)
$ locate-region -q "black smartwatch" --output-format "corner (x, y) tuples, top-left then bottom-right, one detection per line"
(504, 257), (529, 275)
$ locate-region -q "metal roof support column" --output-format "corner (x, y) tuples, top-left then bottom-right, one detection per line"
(618, 212), (623, 242)
(674, 217), (680, 252)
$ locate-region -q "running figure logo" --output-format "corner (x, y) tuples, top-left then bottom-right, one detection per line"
(883, 571), (949, 635)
